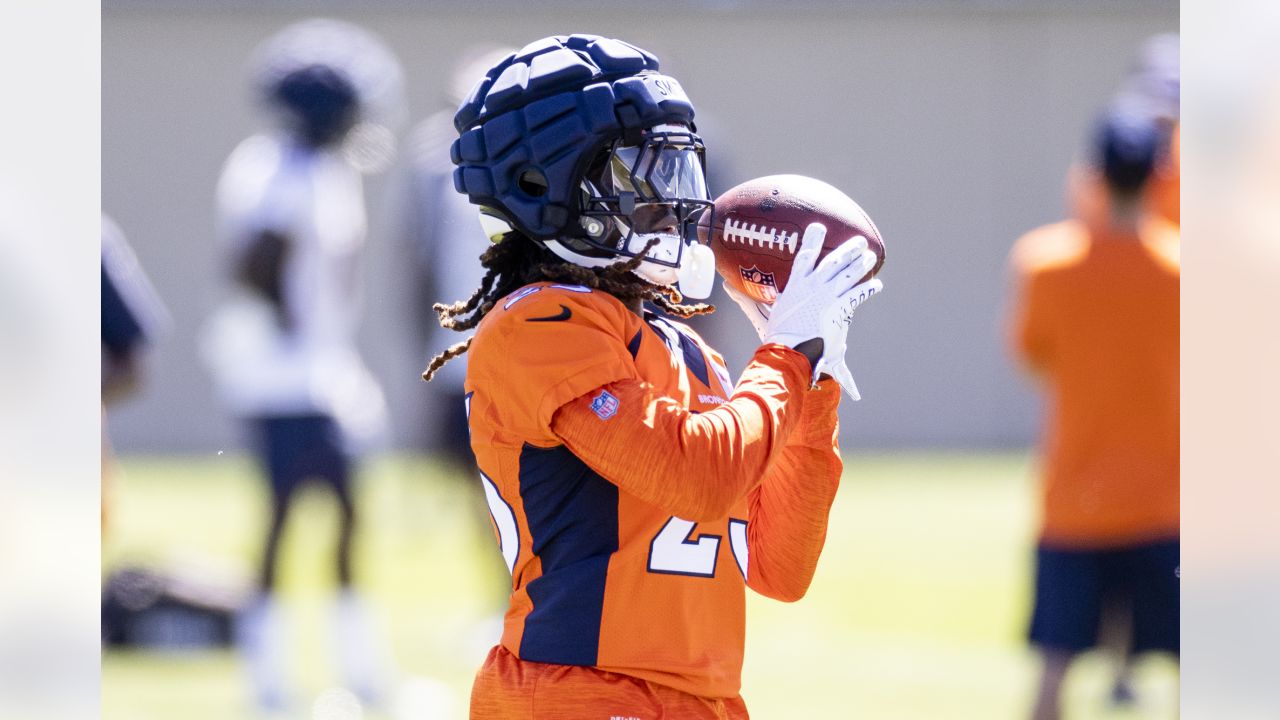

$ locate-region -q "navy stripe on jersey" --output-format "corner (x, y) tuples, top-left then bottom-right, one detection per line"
(627, 329), (643, 359)
(517, 444), (619, 666)
(642, 310), (712, 387)
(674, 327), (711, 387)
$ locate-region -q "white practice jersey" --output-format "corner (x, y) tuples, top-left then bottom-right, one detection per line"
(204, 133), (386, 446)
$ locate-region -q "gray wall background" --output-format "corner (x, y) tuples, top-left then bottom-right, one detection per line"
(103, 2), (1178, 453)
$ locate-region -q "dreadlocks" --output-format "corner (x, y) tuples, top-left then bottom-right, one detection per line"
(422, 233), (714, 381)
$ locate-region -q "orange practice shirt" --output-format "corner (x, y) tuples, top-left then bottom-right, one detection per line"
(464, 282), (843, 699)
(1009, 219), (1179, 547)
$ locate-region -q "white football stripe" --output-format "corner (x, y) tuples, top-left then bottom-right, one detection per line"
(722, 217), (799, 254)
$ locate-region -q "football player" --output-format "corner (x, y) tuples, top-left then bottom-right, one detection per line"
(423, 35), (882, 718)
(1061, 33), (1180, 708)
(203, 19), (401, 714)
(1009, 107), (1179, 720)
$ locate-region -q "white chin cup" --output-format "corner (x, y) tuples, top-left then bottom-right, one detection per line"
(676, 243), (715, 300)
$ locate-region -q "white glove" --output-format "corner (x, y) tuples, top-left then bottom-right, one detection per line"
(813, 274), (881, 401)
(724, 222), (882, 400)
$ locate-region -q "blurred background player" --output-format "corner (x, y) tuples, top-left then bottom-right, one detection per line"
(1063, 33), (1180, 708)
(201, 18), (403, 715)
(102, 214), (169, 530)
(426, 34), (882, 718)
(1007, 107), (1179, 720)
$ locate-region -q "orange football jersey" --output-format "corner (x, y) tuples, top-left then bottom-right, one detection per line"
(464, 281), (842, 699)
(1009, 219), (1179, 546)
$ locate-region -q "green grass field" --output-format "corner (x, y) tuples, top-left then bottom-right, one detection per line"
(102, 452), (1176, 719)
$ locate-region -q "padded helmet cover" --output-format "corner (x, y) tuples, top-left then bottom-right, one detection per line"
(450, 34), (697, 241)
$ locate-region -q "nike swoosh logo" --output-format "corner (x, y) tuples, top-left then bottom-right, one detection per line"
(526, 304), (572, 322)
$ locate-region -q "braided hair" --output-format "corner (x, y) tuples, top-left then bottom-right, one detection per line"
(422, 233), (713, 381)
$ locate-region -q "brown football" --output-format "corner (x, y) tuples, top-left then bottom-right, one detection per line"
(704, 174), (885, 304)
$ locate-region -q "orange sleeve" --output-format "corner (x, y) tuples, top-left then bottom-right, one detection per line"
(550, 345), (812, 522)
(744, 378), (842, 602)
(472, 285), (639, 444)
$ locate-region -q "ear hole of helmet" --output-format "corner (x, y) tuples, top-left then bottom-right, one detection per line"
(516, 167), (549, 198)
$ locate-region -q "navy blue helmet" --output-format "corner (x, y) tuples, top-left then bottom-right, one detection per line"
(252, 19), (404, 149)
(450, 34), (714, 291)
(1093, 103), (1162, 195)
(270, 64), (360, 147)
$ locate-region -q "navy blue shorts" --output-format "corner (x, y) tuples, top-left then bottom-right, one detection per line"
(1029, 537), (1179, 655)
(252, 414), (351, 504)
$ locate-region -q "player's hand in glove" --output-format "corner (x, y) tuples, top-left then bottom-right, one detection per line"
(724, 222), (882, 400)
(813, 271), (880, 401)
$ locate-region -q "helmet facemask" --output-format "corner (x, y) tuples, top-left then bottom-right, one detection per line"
(542, 123), (717, 299)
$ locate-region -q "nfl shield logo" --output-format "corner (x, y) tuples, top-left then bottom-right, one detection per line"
(739, 266), (778, 303)
(590, 390), (620, 420)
